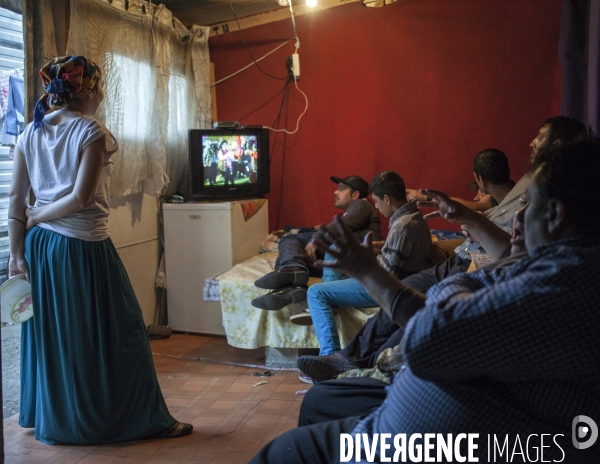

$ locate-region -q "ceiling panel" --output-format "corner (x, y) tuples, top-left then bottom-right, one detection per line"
(159, 0), (302, 26)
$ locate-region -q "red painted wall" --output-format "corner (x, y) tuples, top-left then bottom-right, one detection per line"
(209, 0), (562, 234)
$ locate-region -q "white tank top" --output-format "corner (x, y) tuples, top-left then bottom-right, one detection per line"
(17, 115), (118, 241)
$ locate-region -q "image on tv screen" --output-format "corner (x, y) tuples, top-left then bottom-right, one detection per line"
(202, 134), (258, 186)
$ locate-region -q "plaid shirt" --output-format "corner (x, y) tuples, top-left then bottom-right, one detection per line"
(377, 200), (431, 279)
(352, 236), (600, 463)
(454, 172), (532, 261)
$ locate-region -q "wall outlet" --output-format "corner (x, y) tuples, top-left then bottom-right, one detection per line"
(287, 53), (300, 80)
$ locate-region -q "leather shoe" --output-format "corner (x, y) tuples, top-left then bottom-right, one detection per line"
(296, 352), (359, 382)
(251, 286), (307, 311)
(254, 268), (309, 289)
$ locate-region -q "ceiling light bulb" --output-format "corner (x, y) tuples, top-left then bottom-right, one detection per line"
(306, 0), (317, 7)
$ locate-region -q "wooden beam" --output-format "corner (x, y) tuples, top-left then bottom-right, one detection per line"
(51, 0), (70, 57)
(23, 0), (46, 124)
(43, 0), (58, 58)
(209, 0), (361, 37)
(210, 62), (218, 124)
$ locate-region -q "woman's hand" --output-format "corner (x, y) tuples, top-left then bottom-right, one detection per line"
(24, 206), (36, 230)
(8, 254), (30, 282)
(313, 215), (381, 281)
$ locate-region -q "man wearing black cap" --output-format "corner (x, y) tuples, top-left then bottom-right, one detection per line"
(251, 175), (382, 311)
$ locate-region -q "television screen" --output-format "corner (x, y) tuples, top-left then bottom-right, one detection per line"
(188, 127), (270, 201)
(202, 134), (259, 186)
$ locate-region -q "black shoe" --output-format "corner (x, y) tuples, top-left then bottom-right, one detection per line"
(254, 268), (309, 289)
(297, 352), (359, 382)
(251, 286), (307, 311)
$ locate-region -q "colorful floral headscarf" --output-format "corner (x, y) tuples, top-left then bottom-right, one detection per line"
(33, 56), (102, 129)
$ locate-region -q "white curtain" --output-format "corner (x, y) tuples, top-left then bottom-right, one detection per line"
(67, 0), (212, 199)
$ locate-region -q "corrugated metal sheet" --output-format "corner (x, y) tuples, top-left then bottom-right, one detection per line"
(0, 7), (23, 72)
(0, 7), (22, 281)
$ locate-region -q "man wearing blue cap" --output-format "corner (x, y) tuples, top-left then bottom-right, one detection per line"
(252, 175), (382, 311)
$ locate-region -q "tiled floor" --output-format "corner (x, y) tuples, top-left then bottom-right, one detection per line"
(3, 334), (309, 463)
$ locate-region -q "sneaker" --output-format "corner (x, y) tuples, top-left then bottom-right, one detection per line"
(297, 352), (358, 383)
(251, 286), (307, 311)
(290, 308), (313, 326)
(298, 374), (314, 384)
(254, 268), (309, 289)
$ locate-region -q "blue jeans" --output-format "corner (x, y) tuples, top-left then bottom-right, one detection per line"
(307, 278), (378, 356)
(321, 251), (343, 282)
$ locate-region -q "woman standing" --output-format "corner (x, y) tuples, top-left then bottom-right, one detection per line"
(8, 56), (192, 445)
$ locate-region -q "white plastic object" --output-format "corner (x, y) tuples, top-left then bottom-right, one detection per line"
(291, 53), (300, 79)
(0, 274), (33, 323)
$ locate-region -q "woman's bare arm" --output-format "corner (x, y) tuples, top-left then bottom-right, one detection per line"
(8, 146), (32, 279)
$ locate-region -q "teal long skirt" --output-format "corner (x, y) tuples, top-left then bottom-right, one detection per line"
(20, 226), (175, 444)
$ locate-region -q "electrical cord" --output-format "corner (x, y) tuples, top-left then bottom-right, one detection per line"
(211, 38), (295, 87)
(228, 0), (289, 80)
(237, 80), (289, 123)
(268, 77), (293, 229)
(220, 1), (307, 135)
(262, 75), (308, 135)
(276, 100), (290, 229)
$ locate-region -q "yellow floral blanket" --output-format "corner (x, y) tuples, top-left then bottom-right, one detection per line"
(219, 253), (379, 349)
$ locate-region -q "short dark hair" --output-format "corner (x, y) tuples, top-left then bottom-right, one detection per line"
(542, 116), (588, 144)
(369, 170), (406, 201)
(473, 149), (511, 185)
(533, 139), (600, 232)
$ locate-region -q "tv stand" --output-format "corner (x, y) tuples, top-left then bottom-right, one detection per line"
(163, 199), (268, 335)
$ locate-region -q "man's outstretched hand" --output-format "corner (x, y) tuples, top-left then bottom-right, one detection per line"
(416, 189), (481, 226)
(313, 215), (381, 281)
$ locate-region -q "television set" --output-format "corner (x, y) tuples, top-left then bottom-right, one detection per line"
(188, 127), (271, 201)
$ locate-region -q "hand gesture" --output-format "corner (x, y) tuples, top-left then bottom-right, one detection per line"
(405, 188), (425, 202)
(417, 189), (479, 226)
(313, 215), (380, 281)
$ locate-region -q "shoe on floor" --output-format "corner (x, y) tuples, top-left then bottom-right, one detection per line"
(298, 374), (314, 384)
(290, 308), (313, 326)
(251, 286), (307, 311)
(297, 352), (358, 383)
(254, 268), (309, 289)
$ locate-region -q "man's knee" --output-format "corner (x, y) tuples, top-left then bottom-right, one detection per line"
(298, 382), (330, 426)
(307, 284), (323, 301)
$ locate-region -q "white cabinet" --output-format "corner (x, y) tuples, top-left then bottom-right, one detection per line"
(163, 200), (268, 335)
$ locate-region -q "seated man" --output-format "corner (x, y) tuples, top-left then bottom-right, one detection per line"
(297, 171), (431, 362)
(251, 175), (382, 311)
(297, 116), (588, 381)
(469, 180), (497, 208)
(250, 139), (600, 464)
(298, 198), (528, 426)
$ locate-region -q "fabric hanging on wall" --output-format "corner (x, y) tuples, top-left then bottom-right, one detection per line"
(6, 75), (24, 135)
(559, 0), (600, 137)
(66, 0), (212, 199)
(0, 68), (22, 145)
